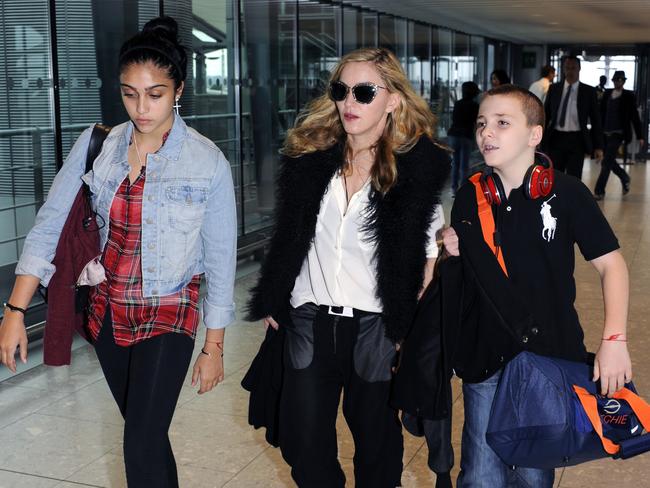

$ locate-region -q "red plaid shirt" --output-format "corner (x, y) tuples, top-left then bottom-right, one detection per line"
(87, 168), (201, 346)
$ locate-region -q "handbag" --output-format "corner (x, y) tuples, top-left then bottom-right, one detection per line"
(43, 124), (111, 366)
(486, 351), (650, 469)
(241, 308), (288, 448)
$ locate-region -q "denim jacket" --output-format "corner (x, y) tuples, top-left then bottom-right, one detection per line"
(16, 114), (237, 329)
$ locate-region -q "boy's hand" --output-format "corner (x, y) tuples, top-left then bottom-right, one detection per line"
(441, 226), (459, 257)
(593, 340), (632, 397)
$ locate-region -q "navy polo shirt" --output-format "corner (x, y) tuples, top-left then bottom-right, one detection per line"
(452, 170), (619, 362)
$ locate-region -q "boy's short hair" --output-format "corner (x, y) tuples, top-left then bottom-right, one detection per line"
(483, 84), (545, 128)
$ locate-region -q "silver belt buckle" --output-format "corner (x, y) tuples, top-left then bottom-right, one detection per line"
(328, 306), (354, 318)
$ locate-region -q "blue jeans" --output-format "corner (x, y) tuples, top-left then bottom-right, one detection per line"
(457, 370), (555, 488)
(449, 135), (474, 192)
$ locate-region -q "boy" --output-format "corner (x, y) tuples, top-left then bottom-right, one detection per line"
(442, 85), (632, 487)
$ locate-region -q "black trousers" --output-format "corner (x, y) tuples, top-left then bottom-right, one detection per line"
(547, 131), (586, 179)
(94, 310), (194, 488)
(594, 133), (629, 196)
(279, 303), (403, 488)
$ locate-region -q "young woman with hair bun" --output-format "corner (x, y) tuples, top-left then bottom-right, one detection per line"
(0, 16), (237, 486)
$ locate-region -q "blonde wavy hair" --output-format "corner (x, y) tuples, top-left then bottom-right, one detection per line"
(282, 47), (437, 194)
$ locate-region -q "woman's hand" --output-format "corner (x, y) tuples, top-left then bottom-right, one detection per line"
(593, 339), (632, 397)
(264, 316), (279, 330)
(441, 226), (460, 257)
(0, 312), (28, 373)
(191, 342), (224, 394)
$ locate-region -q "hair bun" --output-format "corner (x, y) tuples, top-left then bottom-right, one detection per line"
(142, 16), (179, 44)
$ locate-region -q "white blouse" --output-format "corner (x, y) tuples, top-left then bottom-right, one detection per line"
(290, 171), (444, 313)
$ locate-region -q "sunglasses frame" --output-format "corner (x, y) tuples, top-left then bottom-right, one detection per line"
(329, 80), (387, 104)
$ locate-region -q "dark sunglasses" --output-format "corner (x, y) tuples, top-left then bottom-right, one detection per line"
(329, 80), (386, 104)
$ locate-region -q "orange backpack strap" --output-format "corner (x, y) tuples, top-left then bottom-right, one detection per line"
(573, 385), (650, 455)
(469, 173), (508, 275)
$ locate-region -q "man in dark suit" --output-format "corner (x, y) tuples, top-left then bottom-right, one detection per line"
(543, 56), (604, 179)
(594, 70), (645, 199)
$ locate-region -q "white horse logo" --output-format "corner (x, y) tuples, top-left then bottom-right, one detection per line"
(540, 194), (557, 242)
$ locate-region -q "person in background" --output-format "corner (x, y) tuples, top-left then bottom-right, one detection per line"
(490, 69), (511, 88)
(246, 47), (450, 487)
(596, 74), (608, 101)
(543, 55), (604, 179)
(593, 70), (644, 200)
(448, 81), (480, 194)
(0, 16), (237, 487)
(528, 65), (555, 103)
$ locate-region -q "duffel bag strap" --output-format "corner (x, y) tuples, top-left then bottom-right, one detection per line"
(469, 173), (508, 276)
(611, 387), (650, 428)
(573, 385), (650, 455)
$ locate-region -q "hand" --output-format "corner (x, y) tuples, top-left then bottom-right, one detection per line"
(391, 342), (402, 373)
(441, 226), (460, 257)
(264, 316), (279, 330)
(191, 345), (224, 395)
(593, 340), (632, 397)
(593, 149), (604, 160)
(0, 312), (28, 373)
(639, 139), (645, 148)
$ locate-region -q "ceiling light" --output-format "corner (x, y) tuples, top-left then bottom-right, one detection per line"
(193, 28), (216, 43)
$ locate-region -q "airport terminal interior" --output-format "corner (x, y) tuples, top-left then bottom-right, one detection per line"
(1, 0), (650, 486)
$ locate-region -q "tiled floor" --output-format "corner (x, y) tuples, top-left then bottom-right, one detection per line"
(1, 159), (649, 487)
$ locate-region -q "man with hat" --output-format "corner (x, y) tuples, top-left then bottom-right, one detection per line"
(594, 70), (645, 200)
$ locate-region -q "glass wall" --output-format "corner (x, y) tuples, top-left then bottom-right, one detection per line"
(241, 0), (297, 233)
(471, 35), (486, 90)
(407, 22), (431, 100)
(0, 0), (498, 329)
(379, 15), (407, 64)
(0, 1), (56, 325)
(0, 1), (54, 270)
(342, 7), (376, 54)
(451, 32), (472, 104)
(298, 0), (339, 107)
(433, 27), (453, 137)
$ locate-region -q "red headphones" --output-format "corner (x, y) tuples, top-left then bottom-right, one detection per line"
(479, 152), (554, 205)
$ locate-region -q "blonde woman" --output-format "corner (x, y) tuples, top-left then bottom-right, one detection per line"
(247, 48), (450, 487)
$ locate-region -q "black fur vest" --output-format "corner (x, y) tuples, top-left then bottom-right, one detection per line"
(246, 136), (450, 342)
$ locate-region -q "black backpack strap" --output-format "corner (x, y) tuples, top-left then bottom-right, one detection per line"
(81, 124), (111, 226)
(85, 124), (111, 174)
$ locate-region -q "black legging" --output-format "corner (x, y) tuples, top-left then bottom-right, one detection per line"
(94, 310), (194, 488)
